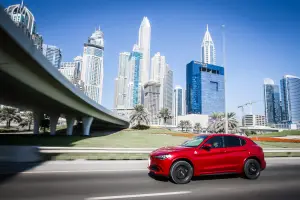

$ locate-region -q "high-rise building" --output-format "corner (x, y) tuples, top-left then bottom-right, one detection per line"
(5, 1), (43, 50)
(243, 114), (266, 127)
(114, 52), (131, 109)
(81, 28), (104, 104)
(114, 45), (143, 110)
(173, 85), (185, 125)
(163, 64), (173, 115)
(128, 45), (143, 107)
(144, 81), (161, 125)
(280, 75), (300, 124)
(150, 52), (173, 124)
(42, 44), (62, 68)
(59, 56), (83, 91)
(138, 17), (151, 85)
(186, 61), (225, 115)
(263, 78), (281, 125)
(201, 25), (216, 65)
(59, 62), (77, 83)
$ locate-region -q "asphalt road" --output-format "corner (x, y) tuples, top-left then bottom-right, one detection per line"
(0, 159), (300, 200)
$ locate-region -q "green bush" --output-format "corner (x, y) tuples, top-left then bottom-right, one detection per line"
(0, 128), (19, 133)
(131, 124), (150, 130)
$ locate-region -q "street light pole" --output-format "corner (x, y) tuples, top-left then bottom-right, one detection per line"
(222, 24), (228, 133)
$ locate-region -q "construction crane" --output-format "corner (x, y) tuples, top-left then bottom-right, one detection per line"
(238, 101), (260, 126)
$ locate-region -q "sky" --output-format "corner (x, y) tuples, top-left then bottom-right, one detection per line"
(2, 0), (300, 121)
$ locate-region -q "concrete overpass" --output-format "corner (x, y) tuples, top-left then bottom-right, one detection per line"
(0, 8), (129, 136)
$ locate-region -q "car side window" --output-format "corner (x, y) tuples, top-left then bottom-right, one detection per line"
(240, 138), (246, 146)
(205, 136), (224, 148)
(224, 136), (242, 147)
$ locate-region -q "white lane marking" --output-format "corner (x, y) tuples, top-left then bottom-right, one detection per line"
(85, 191), (191, 200)
(19, 169), (148, 174)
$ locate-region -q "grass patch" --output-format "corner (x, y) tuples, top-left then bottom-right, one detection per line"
(0, 128), (188, 148)
(264, 152), (300, 157)
(250, 130), (300, 137)
(49, 153), (149, 160)
(256, 142), (300, 148)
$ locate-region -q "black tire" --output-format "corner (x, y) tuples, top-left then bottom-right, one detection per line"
(170, 160), (193, 184)
(243, 159), (261, 180)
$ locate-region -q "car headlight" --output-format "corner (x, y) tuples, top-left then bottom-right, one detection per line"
(154, 154), (172, 160)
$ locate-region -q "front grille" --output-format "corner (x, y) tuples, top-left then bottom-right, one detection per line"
(150, 165), (159, 172)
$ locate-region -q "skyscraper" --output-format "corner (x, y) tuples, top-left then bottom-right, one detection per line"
(59, 56), (82, 85)
(128, 45), (143, 107)
(151, 52), (173, 122)
(173, 85), (185, 125)
(42, 44), (62, 68)
(201, 25), (216, 65)
(5, 1), (43, 50)
(138, 17), (151, 85)
(114, 52), (131, 109)
(144, 81), (161, 125)
(280, 75), (300, 124)
(114, 45), (143, 109)
(186, 61), (225, 115)
(81, 28), (104, 104)
(163, 64), (173, 116)
(263, 78), (281, 125)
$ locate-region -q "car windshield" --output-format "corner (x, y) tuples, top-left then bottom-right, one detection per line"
(180, 135), (208, 147)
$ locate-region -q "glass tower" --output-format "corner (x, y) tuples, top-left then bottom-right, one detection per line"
(263, 78), (281, 125)
(186, 61), (225, 115)
(81, 28), (104, 105)
(42, 44), (62, 68)
(280, 75), (300, 124)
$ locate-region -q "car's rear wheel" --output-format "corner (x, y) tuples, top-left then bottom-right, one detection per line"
(243, 158), (261, 180)
(170, 160), (193, 184)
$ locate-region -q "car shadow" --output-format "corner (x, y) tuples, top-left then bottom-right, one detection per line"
(147, 172), (169, 182)
(148, 172), (241, 184)
(192, 173), (240, 181)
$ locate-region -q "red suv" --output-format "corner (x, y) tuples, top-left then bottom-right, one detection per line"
(148, 134), (266, 184)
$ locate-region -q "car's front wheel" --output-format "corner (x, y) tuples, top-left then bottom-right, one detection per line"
(170, 160), (193, 184)
(243, 158), (261, 180)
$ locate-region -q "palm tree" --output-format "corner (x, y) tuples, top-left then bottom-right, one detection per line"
(0, 106), (22, 128)
(207, 112), (238, 133)
(157, 108), (172, 127)
(178, 120), (185, 132)
(19, 111), (34, 131)
(184, 120), (192, 132)
(194, 122), (202, 133)
(130, 105), (149, 127)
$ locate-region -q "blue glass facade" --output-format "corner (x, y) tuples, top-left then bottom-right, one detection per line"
(130, 51), (142, 106)
(280, 76), (300, 124)
(264, 84), (281, 124)
(186, 61), (225, 115)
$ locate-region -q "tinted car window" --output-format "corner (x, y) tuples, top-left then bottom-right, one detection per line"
(224, 136), (242, 147)
(205, 136), (224, 148)
(181, 135), (208, 147)
(240, 138), (246, 146)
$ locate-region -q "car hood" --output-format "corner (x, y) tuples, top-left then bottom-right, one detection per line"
(151, 146), (189, 155)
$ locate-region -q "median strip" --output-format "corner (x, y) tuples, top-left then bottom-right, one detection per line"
(85, 191), (191, 200)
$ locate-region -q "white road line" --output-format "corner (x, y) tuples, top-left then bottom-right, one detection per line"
(85, 191), (191, 200)
(20, 169), (148, 174)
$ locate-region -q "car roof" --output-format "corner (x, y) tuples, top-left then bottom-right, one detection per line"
(197, 133), (249, 140)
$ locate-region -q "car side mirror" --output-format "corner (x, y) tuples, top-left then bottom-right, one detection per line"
(202, 143), (212, 150)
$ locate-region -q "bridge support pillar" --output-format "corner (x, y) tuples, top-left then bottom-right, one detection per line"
(66, 116), (75, 136)
(82, 117), (93, 136)
(49, 114), (59, 136)
(33, 111), (42, 134)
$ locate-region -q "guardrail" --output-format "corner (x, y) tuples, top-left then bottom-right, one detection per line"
(37, 147), (300, 154)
